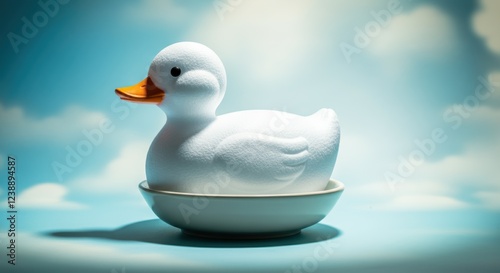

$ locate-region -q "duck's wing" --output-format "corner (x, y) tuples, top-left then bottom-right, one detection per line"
(214, 133), (309, 183)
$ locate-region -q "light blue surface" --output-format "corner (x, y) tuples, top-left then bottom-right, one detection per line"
(1, 204), (499, 272)
(1, 1), (500, 272)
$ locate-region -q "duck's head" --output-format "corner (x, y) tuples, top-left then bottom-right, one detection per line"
(115, 42), (226, 121)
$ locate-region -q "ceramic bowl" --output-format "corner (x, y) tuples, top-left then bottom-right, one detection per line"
(139, 179), (344, 239)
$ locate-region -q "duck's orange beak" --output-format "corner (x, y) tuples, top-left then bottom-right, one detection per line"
(115, 77), (165, 104)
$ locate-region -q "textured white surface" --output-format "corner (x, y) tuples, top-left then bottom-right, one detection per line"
(146, 42), (340, 194)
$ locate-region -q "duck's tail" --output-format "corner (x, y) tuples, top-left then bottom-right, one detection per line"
(309, 108), (341, 159)
(312, 108), (340, 135)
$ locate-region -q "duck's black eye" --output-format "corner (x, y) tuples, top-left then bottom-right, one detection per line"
(170, 67), (181, 77)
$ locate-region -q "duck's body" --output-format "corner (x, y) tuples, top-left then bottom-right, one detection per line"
(116, 42), (340, 194)
(147, 109), (339, 194)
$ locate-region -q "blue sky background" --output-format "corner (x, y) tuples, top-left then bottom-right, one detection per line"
(1, 0), (500, 272)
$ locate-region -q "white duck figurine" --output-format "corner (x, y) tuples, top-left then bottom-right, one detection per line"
(116, 42), (340, 194)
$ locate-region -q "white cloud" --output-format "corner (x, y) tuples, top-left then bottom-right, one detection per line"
(381, 124), (500, 210)
(474, 191), (500, 210)
(487, 71), (500, 105)
(489, 71), (500, 86)
(416, 142), (499, 190)
(399, 139), (499, 211)
(189, 1), (365, 85)
(72, 141), (149, 194)
(473, 0), (500, 54)
(17, 183), (85, 209)
(0, 102), (108, 143)
(352, 75), (500, 211)
(369, 6), (457, 61)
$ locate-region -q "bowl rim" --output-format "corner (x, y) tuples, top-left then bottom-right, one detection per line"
(138, 179), (344, 198)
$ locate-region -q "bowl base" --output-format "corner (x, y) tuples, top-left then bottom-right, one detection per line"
(139, 179), (344, 238)
(182, 229), (301, 240)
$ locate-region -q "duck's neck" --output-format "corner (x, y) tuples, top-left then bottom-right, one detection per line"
(165, 112), (216, 137)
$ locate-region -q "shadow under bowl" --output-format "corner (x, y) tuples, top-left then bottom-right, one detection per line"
(139, 179), (344, 239)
